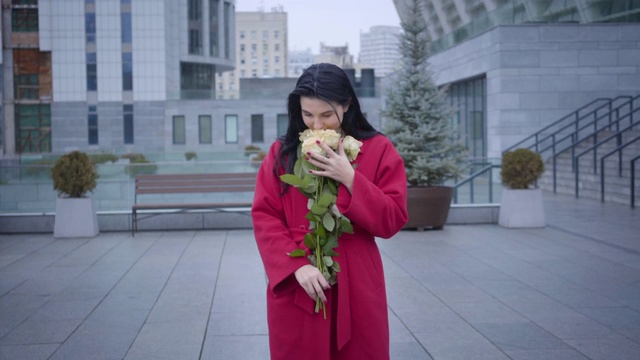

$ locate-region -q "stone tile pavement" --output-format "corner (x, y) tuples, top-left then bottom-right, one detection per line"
(0, 192), (639, 359)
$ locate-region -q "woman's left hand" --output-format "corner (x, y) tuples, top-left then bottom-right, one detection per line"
(306, 139), (355, 193)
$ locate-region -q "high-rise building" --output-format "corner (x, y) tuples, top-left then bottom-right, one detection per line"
(314, 43), (353, 69)
(359, 25), (401, 77)
(217, 9), (287, 99)
(288, 48), (314, 78)
(394, 0), (640, 160)
(2, 0), (235, 156)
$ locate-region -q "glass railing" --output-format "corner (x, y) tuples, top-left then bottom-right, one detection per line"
(0, 152), (260, 214)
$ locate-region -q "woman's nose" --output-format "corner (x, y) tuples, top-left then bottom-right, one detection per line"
(311, 119), (323, 129)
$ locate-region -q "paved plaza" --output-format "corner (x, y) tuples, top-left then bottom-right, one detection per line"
(0, 192), (639, 359)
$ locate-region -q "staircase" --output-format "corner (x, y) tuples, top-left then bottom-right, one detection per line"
(537, 129), (640, 205)
(505, 94), (640, 207)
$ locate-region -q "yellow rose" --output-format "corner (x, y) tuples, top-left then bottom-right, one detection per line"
(342, 136), (363, 162)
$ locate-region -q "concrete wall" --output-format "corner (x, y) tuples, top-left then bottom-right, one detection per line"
(429, 23), (640, 159)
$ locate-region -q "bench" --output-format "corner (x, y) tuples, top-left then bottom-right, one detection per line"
(132, 172), (257, 235)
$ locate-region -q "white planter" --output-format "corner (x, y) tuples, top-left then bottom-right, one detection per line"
(53, 197), (100, 238)
(498, 188), (545, 228)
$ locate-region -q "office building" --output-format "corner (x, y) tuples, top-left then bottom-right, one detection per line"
(394, 0), (640, 160)
(359, 25), (401, 77)
(1, 0), (236, 157)
(217, 9), (287, 99)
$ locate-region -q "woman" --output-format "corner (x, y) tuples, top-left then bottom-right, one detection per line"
(252, 63), (408, 359)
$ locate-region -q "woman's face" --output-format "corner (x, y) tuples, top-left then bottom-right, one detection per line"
(300, 96), (349, 132)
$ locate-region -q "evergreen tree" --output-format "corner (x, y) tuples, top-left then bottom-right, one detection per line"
(383, 0), (467, 187)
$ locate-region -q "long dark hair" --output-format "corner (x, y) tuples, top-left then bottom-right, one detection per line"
(275, 63), (379, 180)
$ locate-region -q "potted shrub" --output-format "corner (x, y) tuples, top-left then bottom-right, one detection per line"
(51, 150), (100, 238)
(383, 0), (467, 230)
(498, 148), (545, 228)
(184, 151), (197, 161)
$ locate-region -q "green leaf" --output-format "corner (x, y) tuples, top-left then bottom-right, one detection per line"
(307, 198), (314, 210)
(303, 233), (315, 250)
(280, 174), (303, 187)
(332, 260), (341, 272)
(315, 223), (326, 238)
(340, 218), (354, 234)
(288, 248), (306, 257)
(322, 212), (335, 231)
(323, 256), (333, 266)
(305, 211), (318, 222)
(327, 179), (337, 193)
(311, 203), (327, 215)
(318, 193), (335, 207)
(294, 158), (303, 178)
(324, 248), (339, 257)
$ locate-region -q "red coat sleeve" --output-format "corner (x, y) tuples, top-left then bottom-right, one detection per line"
(336, 137), (408, 238)
(251, 142), (309, 295)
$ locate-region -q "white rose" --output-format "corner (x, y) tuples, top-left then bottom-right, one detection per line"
(319, 130), (341, 150)
(301, 137), (325, 157)
(342, 136), (363, 162)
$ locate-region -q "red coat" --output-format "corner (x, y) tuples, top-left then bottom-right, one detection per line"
(252, 134), (408, 360)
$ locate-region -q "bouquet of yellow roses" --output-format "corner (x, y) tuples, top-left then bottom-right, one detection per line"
(280, 129), (362, 318)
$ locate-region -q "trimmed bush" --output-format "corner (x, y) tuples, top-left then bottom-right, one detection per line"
(184, 151), (197, 161)
(121, 153), (158, 178)
(244, 145), (262, 157)
(500, 148), (544, 189)
(51, 151), (99, 198)
(89, 153), (119, 164)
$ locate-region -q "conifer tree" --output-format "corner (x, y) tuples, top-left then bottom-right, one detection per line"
(383, 0), (467, 187)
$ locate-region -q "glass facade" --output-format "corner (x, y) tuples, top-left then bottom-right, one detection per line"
(188, 0), (203, 54)
(88, 106), (98, 145)
(180, 62), (214, 99)
(15, 104), (51, 153)
(447, 76), (486, 159)
(123, 105), (134, 144)
(209, 0), (219, 57)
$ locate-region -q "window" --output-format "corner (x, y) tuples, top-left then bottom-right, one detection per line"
(122, 53), (133, 90)
(189, 29), (202, 54)
(274, 30), (279, 39)
(85, 13), (96, 43)
(123, 105), (134, 144)
(225, 115), (238, 143)
(224, 2), (231, 58)
(88, 106), (98, 145)
(277, 114), (288, 137)
(274, 43), (280, 52)
(251, 114), (264, 143)
(263, 30), (268, 40)
(251, 30), (257, 40)
(209, 0), (219, 57)
(274, 56), (280, 64)
(173, 115), (186, 144)
(239, 31), (245, 39)
(15, 104), (51, 153)
(199, 115), (212, 144)
(121, 13), (132, 43)
(12, 8), (38, 32)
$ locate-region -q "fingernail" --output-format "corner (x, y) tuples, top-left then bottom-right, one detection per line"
(315, 140), (320, 144)
(306, 151), (311, 155)
(308, 170), (313, 173)
(305, 157), (309, 161)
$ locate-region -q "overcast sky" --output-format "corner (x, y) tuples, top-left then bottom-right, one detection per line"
(235, 0), (401, 56)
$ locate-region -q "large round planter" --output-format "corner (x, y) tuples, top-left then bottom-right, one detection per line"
(498, 188), (545, 228)
(54, 197), (100, 238)
(404, 186), (453, 231)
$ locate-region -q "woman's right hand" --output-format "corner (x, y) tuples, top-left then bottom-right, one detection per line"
(294, 264), (330, 303)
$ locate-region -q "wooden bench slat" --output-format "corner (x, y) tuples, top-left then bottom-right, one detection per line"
(132, 172), (257, 235)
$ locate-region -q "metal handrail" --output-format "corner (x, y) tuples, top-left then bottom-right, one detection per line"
(574, 118), (640, 198)
(631, 154), (640, 208)
(552, 103), (640, 192)
(599, 135), (640, 202)
(523, 95), (634, 156)
(453, 164), (501, 204)
(504, 97), (613, 153)
(538, 95), (637, 160)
